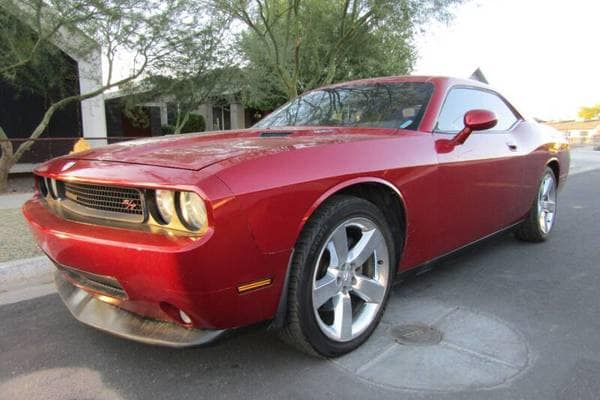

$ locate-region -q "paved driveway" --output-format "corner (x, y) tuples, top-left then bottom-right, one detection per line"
(1, 168), (600, 400)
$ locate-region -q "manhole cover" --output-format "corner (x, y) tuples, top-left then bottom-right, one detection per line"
(390, 323), (442, 346)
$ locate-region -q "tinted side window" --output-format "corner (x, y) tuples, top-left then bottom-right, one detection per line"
(436, 88), (518, 132)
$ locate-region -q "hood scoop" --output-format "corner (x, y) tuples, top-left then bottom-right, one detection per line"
(260, 131), (293, 138)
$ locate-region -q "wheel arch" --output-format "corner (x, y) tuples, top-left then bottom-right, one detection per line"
(270, 177), (407, 329)
(546, 158), (560, 184)
(296, 177), (407, 263)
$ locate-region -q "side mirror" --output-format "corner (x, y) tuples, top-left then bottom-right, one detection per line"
(451, 109), (498, 145)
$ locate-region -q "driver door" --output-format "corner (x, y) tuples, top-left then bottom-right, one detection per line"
(433, 87), (525, 255)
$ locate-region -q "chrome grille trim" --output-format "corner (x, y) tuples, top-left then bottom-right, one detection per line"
(61, 181), (146, 223)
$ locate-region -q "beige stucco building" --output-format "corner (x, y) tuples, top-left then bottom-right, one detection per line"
(545, 119), (600, 145)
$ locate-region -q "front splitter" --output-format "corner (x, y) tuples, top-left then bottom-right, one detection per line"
(54, 270), (225, 348)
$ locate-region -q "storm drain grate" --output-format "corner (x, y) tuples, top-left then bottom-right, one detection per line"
(390, 323), (443, 346)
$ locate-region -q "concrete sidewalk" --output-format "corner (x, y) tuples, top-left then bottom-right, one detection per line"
(0, 192), (46, 300)
(570, 146), (600, 175)
(0, 192), (33, 210)
(0, 256), (53, 289)
(0, 256), (54, 305)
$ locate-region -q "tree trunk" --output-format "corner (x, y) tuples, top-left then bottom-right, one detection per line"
(0, 158), (13, 193)
(173, 112), (190, 135)
(0, 126), (16, 193)
(0, 97), (62, 193)
(0, 48), (148, 193)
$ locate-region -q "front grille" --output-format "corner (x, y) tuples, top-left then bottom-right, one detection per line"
(62, 181), (145, 222)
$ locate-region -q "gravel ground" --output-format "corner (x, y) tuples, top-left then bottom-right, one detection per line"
(4, 175), (35, 194)
(0, 208), (41, 263)
(0, 174), (39, 263)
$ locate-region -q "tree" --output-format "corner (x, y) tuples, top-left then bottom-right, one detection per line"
(122, 12), (234, 135)
(0, 0), (223, 192)
(160, 71), (225, 135)
(211, 0), (462, 110)
(125, 67), (236, 135)
(122, 73), (218, 135)
(579, 103), (600, 120)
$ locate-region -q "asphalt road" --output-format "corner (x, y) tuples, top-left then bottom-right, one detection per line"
(2, 168), (600, 400)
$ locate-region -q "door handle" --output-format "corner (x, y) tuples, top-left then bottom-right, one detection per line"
(506, 141), (518, 151)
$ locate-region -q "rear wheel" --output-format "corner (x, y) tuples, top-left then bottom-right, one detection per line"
(515, 167), (558, 242)
(281, 195), (396, 357)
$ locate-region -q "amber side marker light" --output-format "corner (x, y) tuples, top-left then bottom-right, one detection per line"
(237, 278), (273, 293)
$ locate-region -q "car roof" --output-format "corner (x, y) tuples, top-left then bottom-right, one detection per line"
(320, 75), (491, 91)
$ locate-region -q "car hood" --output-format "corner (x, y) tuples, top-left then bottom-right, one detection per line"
(70, 127), (399, 171)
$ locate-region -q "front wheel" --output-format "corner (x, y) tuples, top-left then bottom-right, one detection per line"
(515, 167), (558, 242)
(281, 195), (396, 357)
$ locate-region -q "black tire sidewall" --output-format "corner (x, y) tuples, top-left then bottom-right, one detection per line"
(293, 197), (396, 357)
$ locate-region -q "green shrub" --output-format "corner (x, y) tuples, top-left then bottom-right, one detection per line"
(181, 114), (205, 133)
(161, 125), (175, 135)
(161, 114), (205, 135)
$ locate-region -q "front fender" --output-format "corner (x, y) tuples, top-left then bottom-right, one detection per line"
(213, 134), (437, 255)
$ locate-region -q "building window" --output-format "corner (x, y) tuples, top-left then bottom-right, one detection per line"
(212, 105), (231, 130)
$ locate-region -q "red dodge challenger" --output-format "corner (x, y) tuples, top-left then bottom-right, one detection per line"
(23, 76), (569, 356)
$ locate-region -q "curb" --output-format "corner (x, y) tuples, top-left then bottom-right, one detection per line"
(0, 256), (54, 292)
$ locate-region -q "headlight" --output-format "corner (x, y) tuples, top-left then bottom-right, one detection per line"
(155, 190), (175, 224)
(177, 192), (207, 231)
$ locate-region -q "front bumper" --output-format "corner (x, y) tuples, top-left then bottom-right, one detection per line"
(55, 270), (225, 347)
(23, 192), (291, 333)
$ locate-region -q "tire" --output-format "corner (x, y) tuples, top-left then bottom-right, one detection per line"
(515, 167), (558, 242)
(280, 195), (397, 357)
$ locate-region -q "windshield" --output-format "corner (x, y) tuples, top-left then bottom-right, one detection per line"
(255, 82), (434, 130)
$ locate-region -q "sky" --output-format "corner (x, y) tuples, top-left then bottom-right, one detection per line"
(413, 0), (600, 121)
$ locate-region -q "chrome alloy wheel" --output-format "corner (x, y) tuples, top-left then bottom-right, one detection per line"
(311, 217), (390, 342)
(537, 172), (557, 234)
